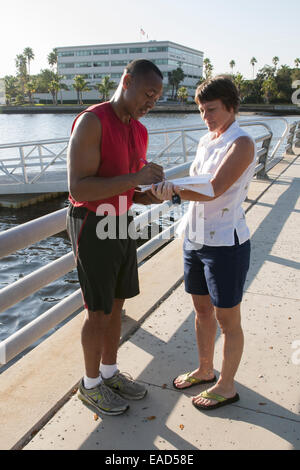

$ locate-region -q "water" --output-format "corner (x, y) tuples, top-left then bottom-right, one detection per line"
(0, 110), (297, 144)
(0, 112), (205, 144)
(0, 111), (298, 369)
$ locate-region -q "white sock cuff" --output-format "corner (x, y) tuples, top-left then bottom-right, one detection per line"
(100, 363), (118, 379)
(83, 375), (102, 389)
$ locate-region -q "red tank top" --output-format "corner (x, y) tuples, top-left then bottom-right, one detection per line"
(68, 102), (148, 215)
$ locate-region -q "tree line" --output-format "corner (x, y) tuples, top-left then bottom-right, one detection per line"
(3, 48), (300, 105)
(201, 56), (300, 104)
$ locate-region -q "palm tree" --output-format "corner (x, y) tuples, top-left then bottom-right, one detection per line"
(168, 68), (185, 99)
(48, 79), (60, 105)
(250, 57), (257, 79)
(177, 86), (188, 102)
(35, 69), (56, 93)
(229, 60), (236, 74)
(272, 56), (279, 72)
(73, 75), (90, 104)
(95, 75), (116, 101)
(196, 77), (205, 86)
(294, 58), (300, 69)
(173, 67), (185, 99)
(4, 75), (19, 104)
(25, 79), (36, 104)
(168, 71), (176, 99)
(48, 48), (58, 73)
(15, 54), (27, 76)
(15, 54), (28, 96)
(233, 72), (244, 94)
(58, 79), (69, 105)
(261, 76), (278, 104)
(23, 47), (34, 76)
(203, 58), (213, 80)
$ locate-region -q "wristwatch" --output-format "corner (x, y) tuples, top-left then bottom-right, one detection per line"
(172, 193), (181, 205)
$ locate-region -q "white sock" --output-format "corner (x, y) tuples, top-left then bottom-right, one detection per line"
(83, 375), (102, 390)
(100, 363), (118, 379)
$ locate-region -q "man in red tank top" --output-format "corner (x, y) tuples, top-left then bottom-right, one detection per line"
(66, 60), (164, 416)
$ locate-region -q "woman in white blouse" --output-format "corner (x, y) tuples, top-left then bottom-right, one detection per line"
(151, 76), (256, 410)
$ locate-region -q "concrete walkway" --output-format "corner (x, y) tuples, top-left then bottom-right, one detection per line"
(9, 152), (300, 450)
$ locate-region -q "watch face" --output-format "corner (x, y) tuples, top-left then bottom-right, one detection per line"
(172, 194), (181, 204)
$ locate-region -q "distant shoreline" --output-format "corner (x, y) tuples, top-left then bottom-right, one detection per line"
(0, 103), (299, 115)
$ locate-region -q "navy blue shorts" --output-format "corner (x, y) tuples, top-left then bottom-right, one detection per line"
(183, 232), (250, 308)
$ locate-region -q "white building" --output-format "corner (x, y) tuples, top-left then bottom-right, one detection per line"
(56, 40), (203, 102)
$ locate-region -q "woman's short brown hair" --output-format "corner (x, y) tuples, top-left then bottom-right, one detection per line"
(195, 75), (240, 113)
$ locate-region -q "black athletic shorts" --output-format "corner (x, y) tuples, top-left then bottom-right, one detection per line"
(66, 204), (139, 314)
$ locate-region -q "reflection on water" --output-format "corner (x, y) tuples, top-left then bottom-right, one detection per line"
(0, 112), (298, 369)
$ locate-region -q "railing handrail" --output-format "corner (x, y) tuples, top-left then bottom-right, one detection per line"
(0, 138), (70, 149)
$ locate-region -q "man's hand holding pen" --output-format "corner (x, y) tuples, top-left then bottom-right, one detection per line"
(136, 157), (165, 186)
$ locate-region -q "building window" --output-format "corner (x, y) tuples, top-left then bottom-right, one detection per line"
(94, 49), (109, 55)
(148, 46), (167, 52)
(60, 63), (75, 68)
(74, 62), (92, 68)
(129, 47), (147, 53)
(75, 74), (93, 79)
(58, 51), (74, 57)
(93, 61), (110, 67)
(75, 50), (92, 56)
(111, 60), (129, 67)
(111, 73), (122, 79)
(111, 48), (128, 54)
(168, 59), (182, 66)
(151, 58), (168, 65)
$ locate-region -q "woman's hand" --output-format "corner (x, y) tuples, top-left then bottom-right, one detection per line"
(150, 181), (174, 201)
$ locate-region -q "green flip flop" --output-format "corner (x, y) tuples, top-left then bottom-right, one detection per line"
(192, 390), (240, 410)
(173, 372), (217, 390)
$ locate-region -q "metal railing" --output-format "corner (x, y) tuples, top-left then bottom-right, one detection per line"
(285, 121), (300, 155)
(0, 118), (299, 365)
(0, 118), (297, 193)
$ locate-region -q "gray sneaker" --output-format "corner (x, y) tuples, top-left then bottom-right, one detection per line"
(77, 379), (129, 416)
(102, 370), (147, 400)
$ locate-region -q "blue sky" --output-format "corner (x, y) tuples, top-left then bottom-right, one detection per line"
(1, 0), (299, 79)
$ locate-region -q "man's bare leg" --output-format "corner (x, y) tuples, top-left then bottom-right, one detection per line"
(81, 298), (124, 379)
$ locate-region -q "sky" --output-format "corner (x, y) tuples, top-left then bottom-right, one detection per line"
(1, 0), (299, 79)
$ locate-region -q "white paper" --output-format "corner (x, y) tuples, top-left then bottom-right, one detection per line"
(168, 174), (212, 185)
(140, 174), (214, 197)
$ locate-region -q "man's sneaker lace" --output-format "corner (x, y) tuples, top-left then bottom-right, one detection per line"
(102, 370), (147, 400)
(77, 379), (129, 416)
